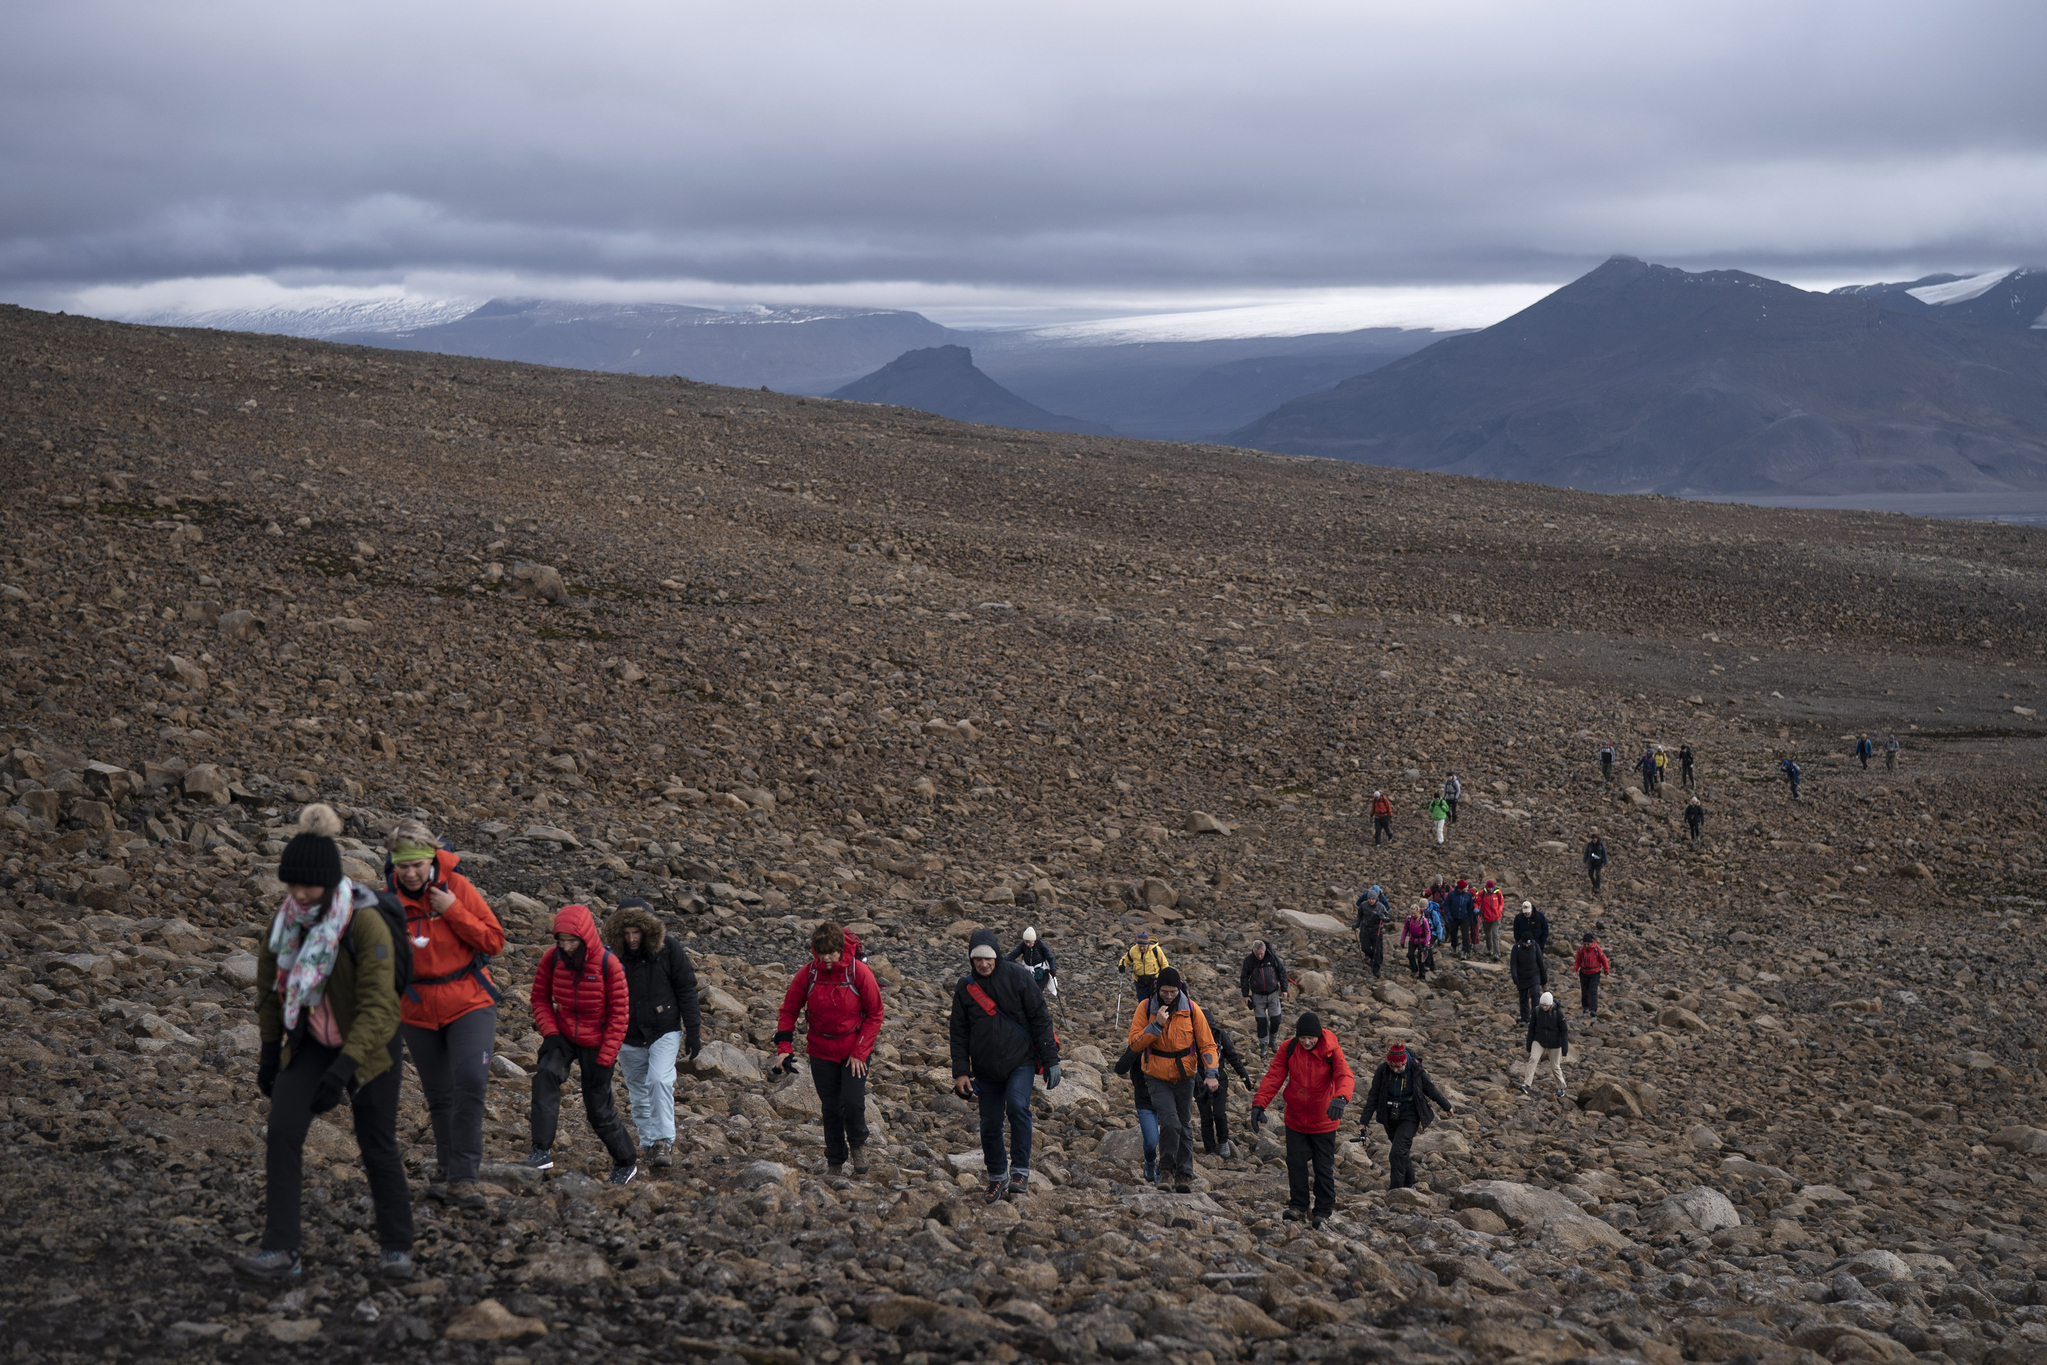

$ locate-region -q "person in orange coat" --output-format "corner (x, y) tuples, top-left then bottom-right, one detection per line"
(384, 819), (504, 1209)
(1128, 967), (1219, 1192)
(1250, 1012), (1355, 1227)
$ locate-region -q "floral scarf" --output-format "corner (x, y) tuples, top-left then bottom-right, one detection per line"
(269, 880), (361, 1030)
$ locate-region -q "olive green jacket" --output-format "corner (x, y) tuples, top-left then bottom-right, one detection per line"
(256, 882), (401, 1082)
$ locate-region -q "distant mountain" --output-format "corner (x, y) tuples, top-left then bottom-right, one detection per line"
(326, 299), (957, 392)
(128, 295), (480, 338)
(1230, 256), (2047, 495)
(1833, 267), (2047, 329)
(830, 345), (1109, 435)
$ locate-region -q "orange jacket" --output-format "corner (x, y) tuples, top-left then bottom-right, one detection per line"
(1370, 795), (1393, 818)
(387, 849), (505, 1030)
(1128, 993), (1219, 1083)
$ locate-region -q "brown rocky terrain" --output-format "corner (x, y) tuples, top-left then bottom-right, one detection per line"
(2, 301), (2046, 1365)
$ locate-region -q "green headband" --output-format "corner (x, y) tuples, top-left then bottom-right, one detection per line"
(390, 841), (437, 864)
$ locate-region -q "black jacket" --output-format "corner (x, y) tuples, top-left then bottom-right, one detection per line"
(949, 928), (1058, 1081)
(1583, 839), (1608, 869)
(1511, 908), (1549, 948)
(607, 905), (701, 1049)
(1526, 1006), (1570, 1054)
(1211, 1024), (1252, 1087)
(1239, 949), (1288, 997)
(1361, 1058), (1452, 1131)
(1006, 939), (1058, 977)
(1508, 939), (1548, 989)
(1684, 803), (1705, 830)
(1351, 890), (1391, 929)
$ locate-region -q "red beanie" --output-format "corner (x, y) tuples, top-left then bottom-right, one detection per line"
(1456, 879), (1469, 889)
(1386, 1044), (1408, 1066)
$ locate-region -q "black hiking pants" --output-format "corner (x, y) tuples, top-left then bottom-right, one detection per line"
(1196, 1073), (1231, 1152)
(263, 1038), (412, 1254)
(1373, 815), (1392, 844)
(1382, 1117), (1420, 1190)
(1580, 973), (1600, 1014)
(1285, 1128), (1336, 1217)
(1361, 925), (1383, 977)
(530, 1037), (636, 1169)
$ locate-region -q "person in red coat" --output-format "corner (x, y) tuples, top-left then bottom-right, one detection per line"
(1250, 1012), (1355, 1227)
(775, 921), (885, 1176)
(1573, 932), (1611, 1016)
(524, 904), (638, 1183)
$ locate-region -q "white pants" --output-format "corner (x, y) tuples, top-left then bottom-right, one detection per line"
(1522, 1041), (1566, 1089)
(617, 1032), (680, 1144)
(1433, 819), (1446, 844)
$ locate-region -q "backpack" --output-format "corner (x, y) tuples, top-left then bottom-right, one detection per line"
(1248, 956), (1282, 995)
(962, 973), (1057, 1073)
(341, 887), (415, 999)
(384, 863), (499, 1006)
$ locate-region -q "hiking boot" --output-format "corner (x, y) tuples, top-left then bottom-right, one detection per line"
(379, 1250), (417, 1282)
(235, 1248), (300, 1281)
(1519, 1083), (1531, 1096)
(649, 1140), (673, 1169)
(984, 1178), (1008, 1205)
(827, 1162), (846, 1178)
(1309, 1215), (1328, 1231)
(1142, 1157), (1158, 1184)
(1282, 1207), (1303, 1222)
(1173, 1178), (1192, 1194)
(449, 1180), (487, 1211)
(521, 1147), (553, 1170)
(608, 1163), (638, 1187)
(1217, 1141), (1234, 1159)
(1555, 1087), (1568, 1099)
(1007, 1170), (1029, 1198)
(850, 1146), (870, 1176)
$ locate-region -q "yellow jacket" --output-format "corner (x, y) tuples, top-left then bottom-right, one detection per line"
(1117, 942), (1170, 978)
(1128, 994), (1218, 1083)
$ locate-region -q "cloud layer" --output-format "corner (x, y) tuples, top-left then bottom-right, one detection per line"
(5, 0), (2045, 318)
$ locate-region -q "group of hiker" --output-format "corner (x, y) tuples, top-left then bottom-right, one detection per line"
(1349, 876), (1508, 977)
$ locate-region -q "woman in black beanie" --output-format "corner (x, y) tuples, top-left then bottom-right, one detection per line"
(239, 804), (415, 1283)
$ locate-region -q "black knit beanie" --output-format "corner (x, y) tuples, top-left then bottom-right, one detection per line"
(277, 803), (344, 889)
(1294, 1012), (1322, 1039)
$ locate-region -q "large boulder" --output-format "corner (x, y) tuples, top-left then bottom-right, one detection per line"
(1539, 1209), (1635, 1253)
(1451, 1181), (1587, 1229)
(1277, 909), (1348, 936)
(1645, 1185), (1740, 1234)
(681, 1040), (760, 1081)
(1988, 1125), (2047, 1156)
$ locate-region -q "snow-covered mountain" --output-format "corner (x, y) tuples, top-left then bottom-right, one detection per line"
(125, 294), (482, 338)
(1832, 266), (2047, 328)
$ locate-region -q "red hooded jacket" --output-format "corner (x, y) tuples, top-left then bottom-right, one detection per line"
(530, 904), (630, 1067)
(1477, 888), (1505, 923)
(389, 849), (505, 1031)
(1574, 942), (1611, 976)
(775, 944), (884, 1065)
(1252, 1028), (1356, 1134)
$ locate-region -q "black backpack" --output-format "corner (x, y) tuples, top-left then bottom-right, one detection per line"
(341, 888), (415, 998)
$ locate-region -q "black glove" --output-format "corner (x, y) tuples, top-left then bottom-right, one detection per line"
(1326, 1096), (1348, 1122)
(1250, 1107), (1267, 1129)
(685, 1033), (703, 1061)
(1233, 1065), (1252, 1086)
(309, 1054), (357, 1114)
(776, 1053), (799, 1075)
(256, 1041), (280, 1098)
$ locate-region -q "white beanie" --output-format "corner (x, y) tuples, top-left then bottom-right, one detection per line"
(1522, 901), (1533, 911)
(1023, 926), (1037, 943)
(1539, 991), (1555, 1008)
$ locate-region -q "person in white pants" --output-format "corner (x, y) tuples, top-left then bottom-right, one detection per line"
(1520, 991), (1570, 1097)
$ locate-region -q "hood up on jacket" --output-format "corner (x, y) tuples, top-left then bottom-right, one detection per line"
(966, 927), (1003, 969)
(552, 904), (604, 964)
(606, 903), (666, 956)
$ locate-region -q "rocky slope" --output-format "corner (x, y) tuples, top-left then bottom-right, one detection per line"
(2, 301), (2045, 1365)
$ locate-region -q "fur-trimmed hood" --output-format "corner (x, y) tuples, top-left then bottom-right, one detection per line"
(606, 903), (666, 957)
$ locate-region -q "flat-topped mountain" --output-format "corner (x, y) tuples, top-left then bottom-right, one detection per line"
(830, 344), (1109, 434)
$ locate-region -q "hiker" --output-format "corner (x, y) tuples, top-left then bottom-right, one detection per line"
(1359, 1042), (1452, 1191)
(1781, 757), (1802, 800)
(1401, 904), (1432, 979)
(526, 904), (638, 1183)
(1007, 925), (1058, 997)
(1654, 746), (1669, 790)
(1598, 741), (1616, 782)
(1197, 1022), (1253, 1159)
(1127, 967), (1220, 1193)
(1508, 934), (1547, 1023)
(1885, 733), (1899, 771)
(1477, 879), (1505, 960)
(607, 898), (701, 1172)
(1583, 832), (1608, 892)
(951, 929), (1060, 1202)
(384, 817), (504, 1212)
(1444, 878), (1476, 957)
(1351, 885), (1390, 979)
(1856, 734), (1874, 770)
(1428, 791), (1450, 845)
(1679, 743), (1696, 791)
(1371, 789), (1394, 844)
(1636, 747), (1659, 794)
(1573, 931), (1610, 1015)
(776, 920), (884, 1177)
(1114, 1046), (1162, 1184)
(1250, 1012), (1355, 1227)
(242, 805), (414, 1283)
(1520, 991), (1570, 1097)
(1239, 938), (1290, 1053)
(1117, 929), (1169, 1001)
(1510, 898), (1550, 950)
(1423, 897), (1446, 970)
(1685, 796), (1705, 843)
(1442, 772), (1462, 823)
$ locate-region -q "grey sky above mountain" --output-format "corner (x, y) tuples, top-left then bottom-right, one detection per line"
(5, 1), (2046, 324)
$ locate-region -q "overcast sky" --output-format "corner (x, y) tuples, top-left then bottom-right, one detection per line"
(6, 0), (2045, 327)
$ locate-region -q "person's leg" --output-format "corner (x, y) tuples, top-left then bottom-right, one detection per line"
(1548, 1047), (1567, 1091)
(529, 1037), (570, 1153)
(1433, 819), (1445, 845)
(1284, 1126), (1311, 1212)
(1309, 1130), (1336, 1218)
(644, 1031), (680, 1144)
(617, 1043), (653, 1148)
(1172, 1080), (1198, 1176)
(261, 1043), (333, 1252)
(1387, 1119), (1417, 1189)
(1137, 1106), (1160, 1168)
(577, 1050), (637, 1169)
(1448, 799), (1458, 824)
(1209, 1077), (1231, 1150)
(811, 1056), (850, 1166)
(351, 1040), (415, 1252)
(1002, 1065), (1032, 1178)
(401, 1022), (456, 1181)
(440, 1006), (496, 1184)
(1521, 1039), (1543, 1086)
(1147, 1076), (1189, 1177)
(1134, 975), (1154, 1001)
(1196, 1087), (1219, 1152)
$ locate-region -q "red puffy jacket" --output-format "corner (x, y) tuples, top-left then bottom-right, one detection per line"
(1574, 943), (1611, 976)
(1252, 1028), (1356, 1134)
(775, 949), (883, 1065)
(530, 904), (629, 1067)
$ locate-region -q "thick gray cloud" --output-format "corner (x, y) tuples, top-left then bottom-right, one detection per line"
(4, 0), (2045, 305)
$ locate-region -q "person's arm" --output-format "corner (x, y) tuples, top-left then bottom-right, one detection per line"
(851, 962), (884, 1062)
(256, 932), (283, 1044)
(773, 969), (808, 1060)
(1005, 943), (1025, 962)
(1194, 1008), (1219, 1082)
(671, 944), (702, 1054)
(1115, 946), (1132, 975)
(1333, 1044), (1356, 1103)
(597, 952), (631, 1068)
(1021, 974), (1057, 1066)
(1042, 945), (1058, 975)
(1420, 1069), (1454, 1114)
(1239, 956), (1253, 995)
(340, 904), (401, 1075)
(530, 949), (561, 1036)
(443, 875), (507, 954)
(1129, 999), (1160, 1052)
(1251, 1043), (1288, 1110)
(948, 984), (971, 1083)
(1558, 1017), (1570, 1058)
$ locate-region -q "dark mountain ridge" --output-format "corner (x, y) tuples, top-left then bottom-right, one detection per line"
(829, 345), (1109, 435)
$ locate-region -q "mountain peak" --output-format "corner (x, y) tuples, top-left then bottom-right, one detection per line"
(831, 347), (1109, 435)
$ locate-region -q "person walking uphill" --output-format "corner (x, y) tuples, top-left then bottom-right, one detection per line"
(384, 818), (503, 1212)
(1521, 992), (1570, 1097)
(1509, 933), (1547, 1023)
(608, 899), (701, 1171)
(527, 904), (638, 1183)
(1477, 879), (1505, 961)
(1371, 789), (1394, 844)
(952, 929), (1060, 1201)
(1128, 967), (1220, 1193)
(1117, 929), (1169, 1002)
(1250, 1013), (1354, 1227)
(1360, 1043), (1453, 1191)
(1573, 932), (1610, 1015)
(241, 805), (414, 1283)
(1239, 939), (1290, 1053)
(1353, 885), (1391, 979)
(778, 921), (885, 1177)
